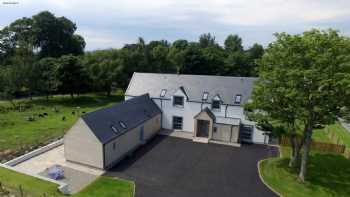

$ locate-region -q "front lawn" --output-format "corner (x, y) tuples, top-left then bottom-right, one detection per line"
(0, 92), (123, 161)
(75, 177), (134, 197)
(260, 146), (350, 197)
(0, 166), (134, 197)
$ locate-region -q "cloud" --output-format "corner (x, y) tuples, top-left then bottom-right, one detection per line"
(76, 27), (136, 50)
(1, 0), (349, 50)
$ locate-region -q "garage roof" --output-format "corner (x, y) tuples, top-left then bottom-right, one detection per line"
(82, 94), (161, 144)
(125, 72), (257, 105)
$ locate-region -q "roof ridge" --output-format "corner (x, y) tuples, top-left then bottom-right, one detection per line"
(134, 72), (258, 79)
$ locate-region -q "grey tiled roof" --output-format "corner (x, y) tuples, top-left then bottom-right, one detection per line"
(126, 72), (258, 105)
(82, 94), (161, 144)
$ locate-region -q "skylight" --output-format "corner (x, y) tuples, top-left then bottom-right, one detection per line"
(111, 125), (118, 133)
(234, 95), (242, 104)
(119, 121), (127, 129)
(160, 89), (167, 97)
(202, 92), (209, 100)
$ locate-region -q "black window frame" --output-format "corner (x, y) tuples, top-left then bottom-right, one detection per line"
(172, 116), (183, 130)
(160, 89), (167, 97)
(234, 94), (242, 105)
(212, 100), (221, 110)
(202, 92), (209, 101)
(173, 96), (184, 106)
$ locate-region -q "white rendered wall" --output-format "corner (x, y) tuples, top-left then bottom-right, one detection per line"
(160, 89), (202, 133)
(125, 95), (267, 144)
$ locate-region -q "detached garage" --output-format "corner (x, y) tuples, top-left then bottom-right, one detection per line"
(64, 94), (162, 169)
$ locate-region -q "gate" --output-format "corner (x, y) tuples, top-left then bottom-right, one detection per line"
(239, 124), (253, 143)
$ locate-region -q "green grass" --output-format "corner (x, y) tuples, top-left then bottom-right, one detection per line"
(292, 121), (348, 144)
(260, 146), (350, 197)
(312, 127), (333, 143)
(75, 177), (134, 197)
(0, 92), (123, 156)
(325, 122), (350, 147)
(0, 165), (61, 196)
(0, 166), (134, 197)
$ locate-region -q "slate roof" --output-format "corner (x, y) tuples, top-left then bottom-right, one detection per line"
(125, 72), (258, 105)
(81, 94), (161, 144)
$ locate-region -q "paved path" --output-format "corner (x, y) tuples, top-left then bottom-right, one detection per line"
(12, 145), (104, 194)
(107, 135), (278, 197)
(12, 145), (104, 176)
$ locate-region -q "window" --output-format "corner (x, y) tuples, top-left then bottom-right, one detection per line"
(160, 89), (167, 97)
(234, 95), (242, 104)
(113, 142), (116, 150)
(119, 121), (127, 129)
(111, 125), (118, 133)
(173, 96), (184, 106)
(172, 116), (183, 130)
(212, 100), (221, 110)
(202, 92), (209, 101)
(213, 127), (217, 133)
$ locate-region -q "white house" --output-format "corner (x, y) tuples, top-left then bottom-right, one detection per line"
(125, 72), (268, 145)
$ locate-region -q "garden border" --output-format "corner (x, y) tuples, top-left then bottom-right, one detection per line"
(4, 139), (63, 167)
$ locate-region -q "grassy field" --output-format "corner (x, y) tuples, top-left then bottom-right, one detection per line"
(260, 146), (350, 197)
(0, 166), (134, 197)
(0, 92), (123, 160)
(325, 122), (350, 147)
(294, 121), (349, 145)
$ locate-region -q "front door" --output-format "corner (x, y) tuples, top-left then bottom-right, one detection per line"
(197, 120), (210, 138)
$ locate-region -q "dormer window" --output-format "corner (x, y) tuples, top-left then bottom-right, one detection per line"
(212, 100), (221, 110)
(234, 95), (242, 105)
(160, 89), (167, 97)
(173, 96), (184, 107)
(202, 92), (209, 101)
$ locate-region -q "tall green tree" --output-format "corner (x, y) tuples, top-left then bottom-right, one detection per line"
(56, 55), (90, 97)
(258, 29), (350, 181)
(168, 39), (188, 73)
(0, 27), (16, 65)
(224, 52), (250, 76)
(180, 43), (208, 74)
(246, 43), (264, 76)
(150, 44), (176, 73)
(199, 33), (217, 48)
(32, 11), (85, 57)
(33, 57), (59, 99)
(83, 49), (122, 95)
(224, 34), (243, 52)
(0, 64), (26, 107)
(249, 60), (300, 167)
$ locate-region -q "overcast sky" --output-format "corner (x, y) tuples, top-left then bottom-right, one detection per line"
(1, 0), (350, 50)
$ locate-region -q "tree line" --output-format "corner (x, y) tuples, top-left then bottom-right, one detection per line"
(0, 11), (264, 102)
